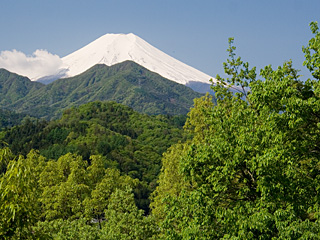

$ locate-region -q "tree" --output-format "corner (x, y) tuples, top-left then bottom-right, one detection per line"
(101, 188), (156, 240)
(84, 168), (138, 228)
(150, 143), (188, 221)
(33, 218), (100, 240)
(0, 149), (45, 239)
(153, 23), (320, 239)
(86, 155), (108, 188)
(40, 153), (90, 221)
(303, 21), (320, 80)
(0, 147), (15, 175)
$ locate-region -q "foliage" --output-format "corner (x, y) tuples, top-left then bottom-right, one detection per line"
(101, 188), (157, 239)
(303, 21), (320, 80)
(84, 167), (138, 226)
(0, 109), (26, 129)
(150, 143), (189, 222)
(0, 101), (186, 213)
(0, 149), (157, 239)
(2, 118), (48, 156)
(0, 149), (45, 239)
(33, 218), (101, 240)
(152, 22), (320, 239)
(40, 153), (90, 221)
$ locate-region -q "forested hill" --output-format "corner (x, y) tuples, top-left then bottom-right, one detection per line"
(0, 109), (27, 129)
(0, 101), (187, 212)
(0, 68), (44, 105)
(0, 61), (204, 119)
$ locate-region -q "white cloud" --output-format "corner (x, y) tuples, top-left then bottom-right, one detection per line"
(0, 49), (66, 81)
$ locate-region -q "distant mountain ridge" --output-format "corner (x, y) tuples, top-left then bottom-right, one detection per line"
(0, 61), (205, 119)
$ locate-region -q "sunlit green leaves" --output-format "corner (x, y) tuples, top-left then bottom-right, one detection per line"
(303, 21), (320, 80)
(0, 150), (45, 238)
(153, 22), (320, 239)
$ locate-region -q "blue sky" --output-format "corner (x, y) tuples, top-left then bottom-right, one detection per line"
(0, 0), (319, 79)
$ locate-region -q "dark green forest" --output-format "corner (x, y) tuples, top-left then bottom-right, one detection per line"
(0, 109), (27, 129)
(1, 22), (320, 239)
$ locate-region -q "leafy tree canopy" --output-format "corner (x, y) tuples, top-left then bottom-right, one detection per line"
(0, 149), (158, 239)
(152, 22), (320, 239)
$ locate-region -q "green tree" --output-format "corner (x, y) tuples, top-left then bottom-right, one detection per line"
(86, 155), (108, 188)
(40, 153), (90, 221)
(33, 218), (100, 240)
(84, 168), (137, 228)
(303, 21), (320, 80)
(101, 188), (156, 240)
(150, 143), (189, 222)
(154, 23), (320, 239)
(0, 149), (45, 239)
(0, 147), (15, 175)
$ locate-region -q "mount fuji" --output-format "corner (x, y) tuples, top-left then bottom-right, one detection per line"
(0, 33), (217, 118)
(39, 33), (215, 93)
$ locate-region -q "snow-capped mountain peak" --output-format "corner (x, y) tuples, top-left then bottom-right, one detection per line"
(62, 33), (215, 86)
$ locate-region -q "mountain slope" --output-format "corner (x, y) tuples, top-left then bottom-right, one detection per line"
(4, 61), (204, 119)
(0, 68), (44, 105)
(61, 33), (215, 89)
(0, 109), (27, 129)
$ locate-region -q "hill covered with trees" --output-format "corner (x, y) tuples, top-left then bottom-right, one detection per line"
(0, 109), (27, 129)
(0, 101), (188, 213)
(0, 61), (204, 119)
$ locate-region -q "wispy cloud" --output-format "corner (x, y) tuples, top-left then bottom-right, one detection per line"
(0, 49), (65, 81)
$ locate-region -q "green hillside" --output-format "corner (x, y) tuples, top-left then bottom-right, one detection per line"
(0, 109), (27, 129)
(1, 61), (204, 119)
(0, 68), (44, 105)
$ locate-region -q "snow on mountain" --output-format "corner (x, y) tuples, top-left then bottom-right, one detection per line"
(61, 33), (216, 86)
